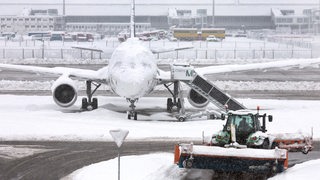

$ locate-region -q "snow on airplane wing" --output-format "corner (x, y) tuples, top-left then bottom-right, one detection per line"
(156, 58), (320, 83)
(150, 46), (193, 54)
(195, 58), (320, 76)
(72, 46), (104, 52)
(0, 63), (109, 83)
(72, 45), (193, 54)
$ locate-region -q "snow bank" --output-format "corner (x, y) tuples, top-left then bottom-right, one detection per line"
(64, 153), (320, 180)
(270, 159), (320, 180)
(63, 153), (182, 180)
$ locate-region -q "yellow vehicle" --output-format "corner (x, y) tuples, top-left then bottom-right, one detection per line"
(173, 28), (199, 41)
(173, 28), (225, 41)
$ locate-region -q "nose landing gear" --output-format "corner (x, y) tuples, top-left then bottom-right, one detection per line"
(127, 98), (138, 120)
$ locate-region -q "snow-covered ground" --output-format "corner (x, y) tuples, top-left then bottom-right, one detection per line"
(2, 95), (319, 179)
(0, 95), (318, 141)
(64, 153), (320, 180)
(0, 35), (319, 179)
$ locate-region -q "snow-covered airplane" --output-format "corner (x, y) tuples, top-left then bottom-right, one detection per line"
(0, 0), (320, 121)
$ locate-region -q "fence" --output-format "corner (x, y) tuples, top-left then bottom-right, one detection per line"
(0, 48), (313, 60)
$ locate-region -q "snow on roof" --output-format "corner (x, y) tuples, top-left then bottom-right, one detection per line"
(0, 0), (318, 16)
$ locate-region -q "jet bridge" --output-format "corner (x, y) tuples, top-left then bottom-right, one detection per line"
(170, 64), (246, 120)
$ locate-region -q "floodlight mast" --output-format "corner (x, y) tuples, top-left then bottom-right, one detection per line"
(130, 0), (135, 38)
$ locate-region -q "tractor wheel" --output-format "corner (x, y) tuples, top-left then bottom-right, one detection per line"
(271, 142), (279, 149)
(261, 139), (270, 149)
(183, 159), (193, 168)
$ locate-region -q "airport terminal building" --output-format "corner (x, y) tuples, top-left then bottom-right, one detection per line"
(0, 0), (319, 35)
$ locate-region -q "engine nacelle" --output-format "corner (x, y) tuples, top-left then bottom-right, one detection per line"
(51, 76), (78, 108)
(187, 89), (209, 108)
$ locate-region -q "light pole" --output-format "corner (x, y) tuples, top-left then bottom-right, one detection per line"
(212, 0), (215, 27)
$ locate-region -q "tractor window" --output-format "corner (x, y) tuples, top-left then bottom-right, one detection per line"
(227, 114), (254, 132)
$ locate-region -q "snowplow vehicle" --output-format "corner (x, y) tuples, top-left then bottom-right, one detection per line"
(211, 110), (273, 149)
(173, 109), (313, 176)
(210, 109), (313, 153)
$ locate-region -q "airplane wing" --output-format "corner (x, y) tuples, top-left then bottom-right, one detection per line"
(72, 43), (192, 54)
(150, 46), (193, 54)
(156, 58), (320, 83)
(0, 63), (109, 83)
(195, 58), (320, 76)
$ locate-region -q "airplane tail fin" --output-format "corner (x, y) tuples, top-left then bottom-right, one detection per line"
(130, 0), (136, 38)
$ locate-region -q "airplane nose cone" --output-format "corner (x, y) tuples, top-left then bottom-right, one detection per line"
(110, 71), (154, 99)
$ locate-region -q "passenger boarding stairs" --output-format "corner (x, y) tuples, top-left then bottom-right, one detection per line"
(169, 63), (246, 111)
(170, 64), (246, 120)
(184, 74), (246, 111)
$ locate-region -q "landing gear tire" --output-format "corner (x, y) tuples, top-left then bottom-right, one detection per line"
(167, 98), (173, 112)
(177, 98), (181, 111)
(178, 116), (186, 122)
(127, 112), (137, 120)
(81, 97), (98, 111)
(134, 112), (138, 120)
(92, 98), (98, 110)
(81, 98), (88, 110)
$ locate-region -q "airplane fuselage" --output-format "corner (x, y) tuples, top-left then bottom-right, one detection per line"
(107, 38), (158, 99)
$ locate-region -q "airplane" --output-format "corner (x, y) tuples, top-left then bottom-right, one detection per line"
(0, 0), (320, 121)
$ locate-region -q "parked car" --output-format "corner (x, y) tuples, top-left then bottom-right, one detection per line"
(206, 35), (219, 42)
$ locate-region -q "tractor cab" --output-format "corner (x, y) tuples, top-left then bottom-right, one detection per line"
(213, 110), (273, 148)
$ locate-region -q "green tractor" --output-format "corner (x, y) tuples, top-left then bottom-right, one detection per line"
(211, 110), (273, 149)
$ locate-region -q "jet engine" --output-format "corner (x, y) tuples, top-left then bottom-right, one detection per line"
(187, 89), (209, 108)
(51, 75), (78, 108)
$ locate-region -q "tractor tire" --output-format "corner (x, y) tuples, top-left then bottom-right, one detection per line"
(183, 159), (193, 169)
(261, 139), (270, 149)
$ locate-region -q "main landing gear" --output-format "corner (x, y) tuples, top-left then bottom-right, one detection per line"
(164, 81), (186, 121)
(81, 80), (101, 111)
(164, 81), (183, 113)
(127, 98), (138, 120)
